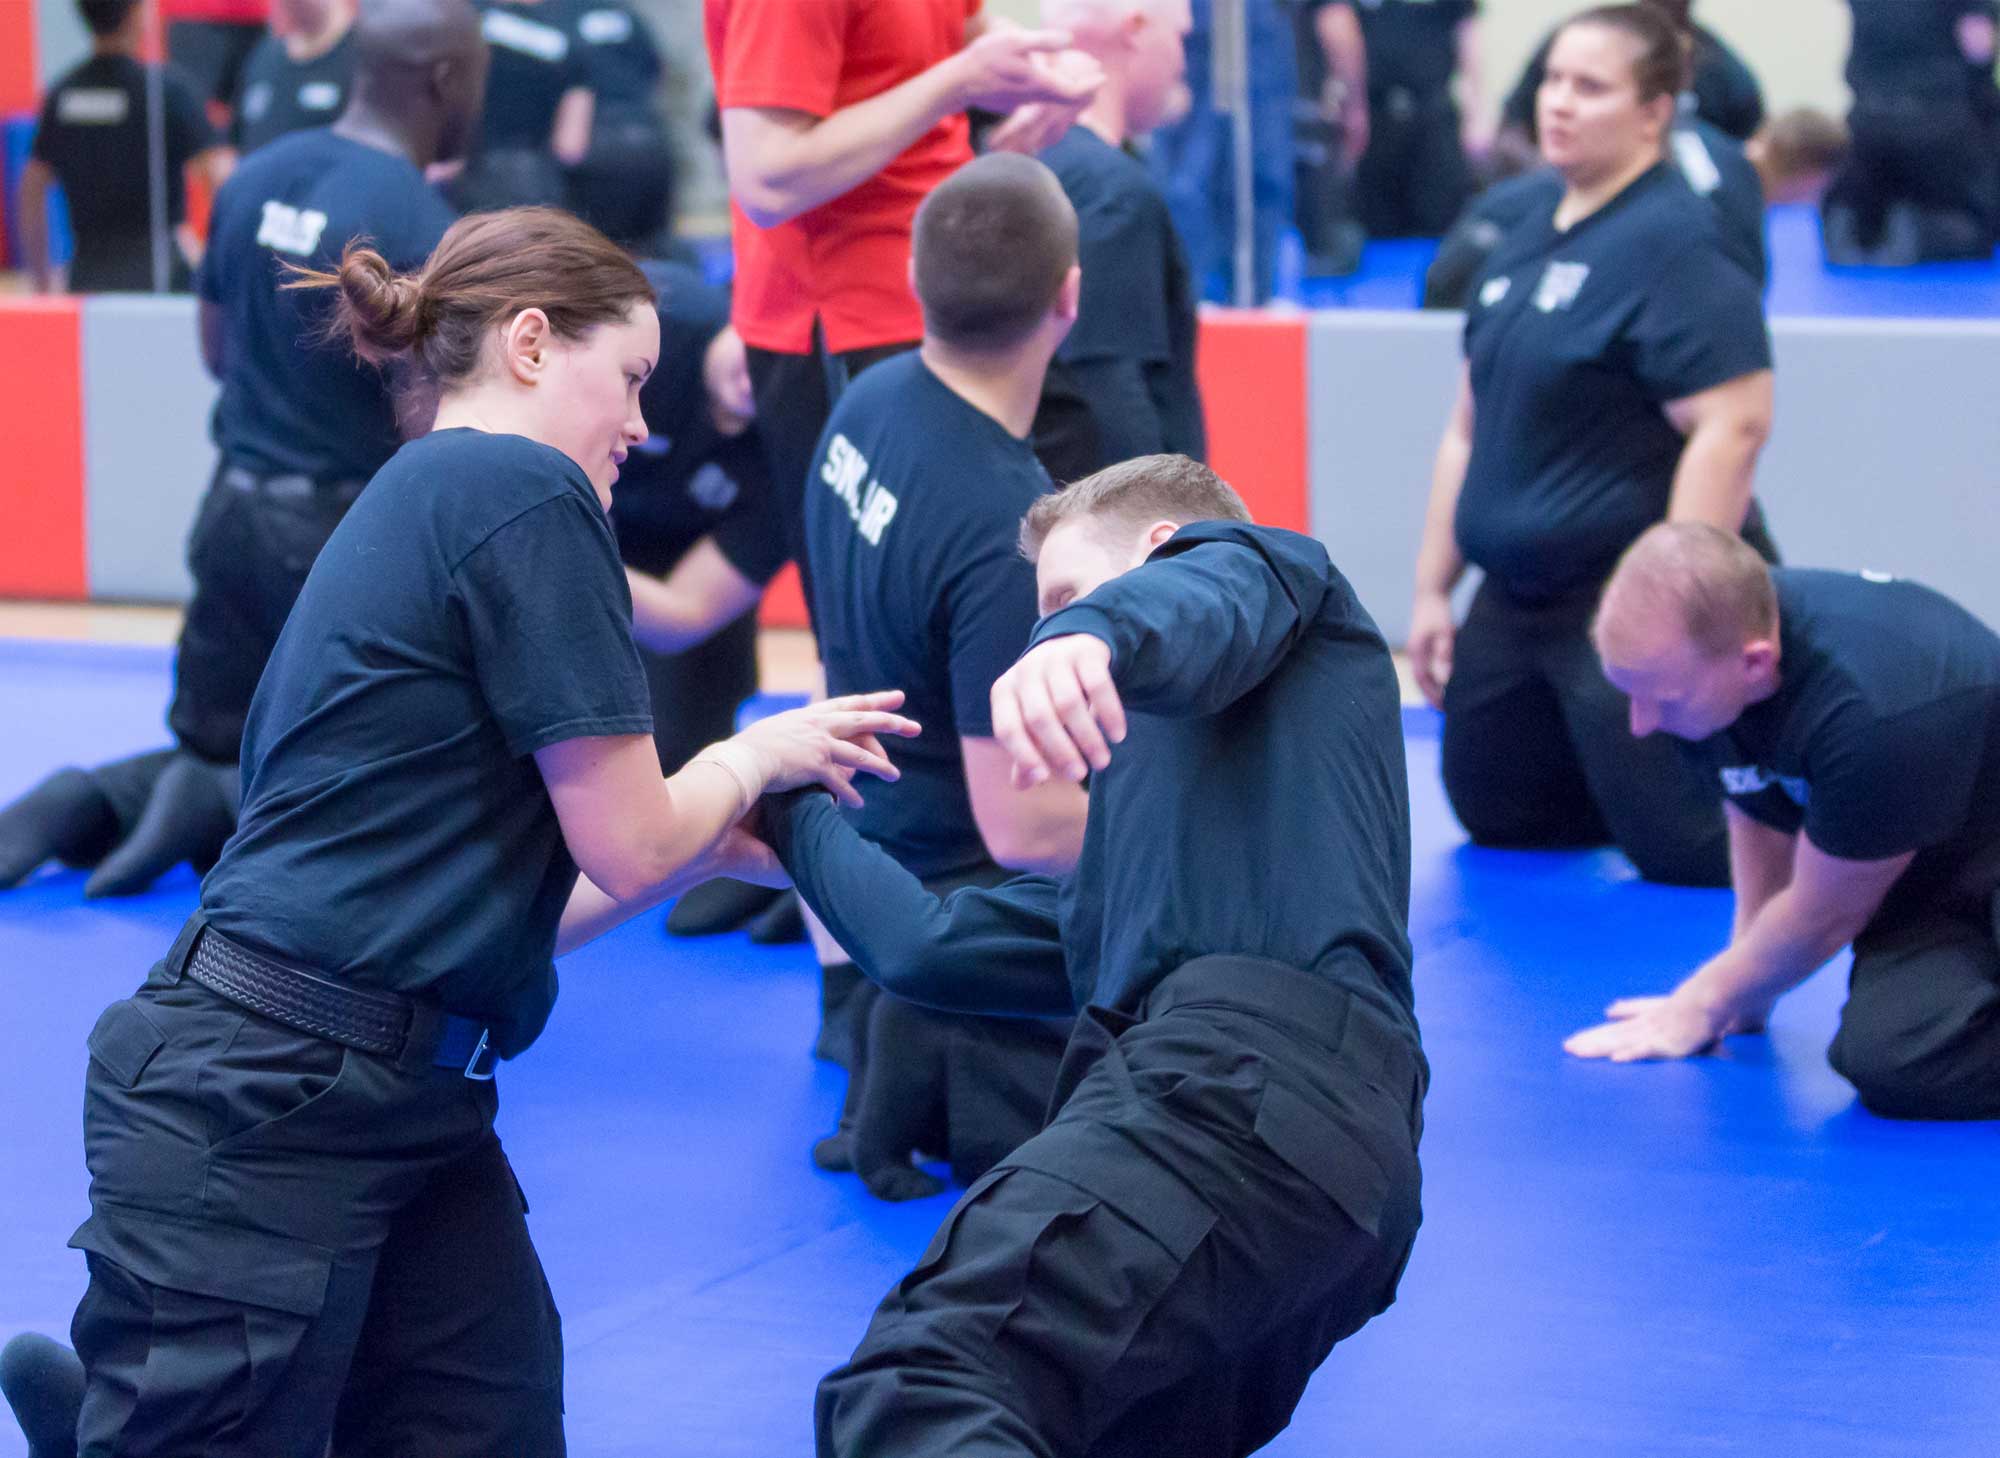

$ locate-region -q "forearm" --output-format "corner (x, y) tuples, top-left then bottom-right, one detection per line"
(558, 856), (725, 955)
(726, 60), (966, 227)
(1415, 426), (1471, 598)
(19, 169), (52, 289)
(1667, 418), (1764, 531)
(552, 89), (594, 167)
(1685, 885), (1861, 1019)
(1316, 8), (1366, 100)
(625, 552), (759, 655)
(1454, 23), (1485, 134)
(768, 790), (1073, 1016)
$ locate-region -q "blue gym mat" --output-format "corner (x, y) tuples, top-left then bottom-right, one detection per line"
(2, 638), (1995, 1457)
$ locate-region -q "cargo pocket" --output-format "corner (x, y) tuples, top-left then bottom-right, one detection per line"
(86, 1000), (167, 1089)
(1252, 1081), (1391, 1241)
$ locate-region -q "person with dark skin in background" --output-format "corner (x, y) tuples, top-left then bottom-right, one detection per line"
(18, 0), (235, 295)
(232, 0), (358, 155)
(764, 452), (1425, 1457)
(56, 200), (918, 1457)
(1408, 4), (1776, 891)
(1570, 523), (2000, 1122)
(0, 0), (482, 901)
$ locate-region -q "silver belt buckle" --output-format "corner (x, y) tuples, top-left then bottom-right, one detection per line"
(463, 1028), (496, 1081)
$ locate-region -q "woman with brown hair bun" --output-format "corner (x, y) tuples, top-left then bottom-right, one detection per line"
(63, 204), (919, 1457)
(1407, 4), (1776, 890)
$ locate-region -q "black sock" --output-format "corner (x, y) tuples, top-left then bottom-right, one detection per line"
(0, 770), (118, 889)
(0, 1333), (83, 1458)
(84, 752), (238, 899)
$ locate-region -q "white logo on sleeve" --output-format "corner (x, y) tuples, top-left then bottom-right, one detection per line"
(580, 8), (635, 44)
(482, 10), (570, 61)
(57, 88), (130, 125)
(821, 433), (900, 547)
(1479, 275), (1511, 307)
(1534, 260), (1591, 312)
(256, 200), (331, 257)
(298, 81), (342, 112)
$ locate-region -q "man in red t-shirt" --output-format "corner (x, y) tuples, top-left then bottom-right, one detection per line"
(700, 0), (1100, 608)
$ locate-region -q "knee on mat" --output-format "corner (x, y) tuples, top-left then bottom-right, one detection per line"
(1830, 1037), (2000, 1122)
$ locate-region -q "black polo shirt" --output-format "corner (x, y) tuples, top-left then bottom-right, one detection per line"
(1689, 568), (2000, 925)
(804, 352), (1052, 880)
(200, 128), (457, 480)
(1040, 124), (1206, 467)
(1321, 0), (1477, 99)
(476, 0), (591, 149)
(1456, 163), (1770, 602)
(576, 1), (661, 117)
(232, 30), (356, 155)
(1846, 0), (1999, 96)
(771, 522), (1418, 1042)
(1503, 24), (1765, 143)
(32, 55), (216, 282)
(202, 430), (653, 1058)
(610, 261), (772, 576)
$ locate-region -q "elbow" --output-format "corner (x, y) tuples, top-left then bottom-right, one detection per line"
(580, 861), (653, 906)
(732, 180), (796, 230)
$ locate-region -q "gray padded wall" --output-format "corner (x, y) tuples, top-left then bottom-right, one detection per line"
(82, 296), (219, 602)
(1306, 312), (2000, 646)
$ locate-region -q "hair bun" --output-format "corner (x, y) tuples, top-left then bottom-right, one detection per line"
(335, 244), (427, 364)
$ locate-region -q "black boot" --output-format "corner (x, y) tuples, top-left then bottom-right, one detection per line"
(84, 752), (239, 899)
(664, 877), (782, 936)
(0, 771), (120, 888)
(0, 1333), (83, 1458)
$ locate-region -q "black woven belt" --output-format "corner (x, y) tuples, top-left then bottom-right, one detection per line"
(180, 923), (495, 1079)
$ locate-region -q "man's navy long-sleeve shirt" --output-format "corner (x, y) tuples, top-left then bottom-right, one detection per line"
(770, 521), (1418, 1044)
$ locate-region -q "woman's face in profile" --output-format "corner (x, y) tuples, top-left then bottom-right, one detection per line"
(534, 301), (660, 509)
(1537, 25), (1667, 181)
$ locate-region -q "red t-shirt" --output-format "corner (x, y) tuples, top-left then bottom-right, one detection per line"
(706, 0), (979, 355)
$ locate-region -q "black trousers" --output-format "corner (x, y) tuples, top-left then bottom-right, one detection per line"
(817, 956), (1425, 1458)
(1827, 890), (2000, 1121)
(1355, 90), (1473, 239)
(1441, 577), (1731, 887)
(744, 332), (915, 619)
(168, 462), (365, 764)
(637, 607), (760, 776)
(1824, 88), (2000, 257)
(71, 920), (563, 1457)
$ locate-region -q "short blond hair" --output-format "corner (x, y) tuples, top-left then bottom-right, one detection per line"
(1018, 454), (1251, 560)
(1595, 522), (1777, 658)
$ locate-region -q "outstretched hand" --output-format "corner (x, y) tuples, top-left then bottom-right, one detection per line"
(716, 691), (921, 809)
(1562, 989), (1737, 1063)
(990, 635), (1125, 789)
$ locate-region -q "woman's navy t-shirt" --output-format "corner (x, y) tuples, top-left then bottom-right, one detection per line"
(1456, 163), (1770, 602)
(202, 430), (653, 1057)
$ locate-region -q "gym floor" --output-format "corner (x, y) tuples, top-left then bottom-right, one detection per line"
(2, 628), (1994, 1457)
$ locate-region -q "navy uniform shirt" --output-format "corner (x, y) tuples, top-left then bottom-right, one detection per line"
(200, 129), (457, 480)
(1456, 163), (1770, 602)
(231, 30), (356, 155)
(1040, 125), (1206, 467)
(1689, 568), (2000, 927)
(804, 352), (1052, 880)
(771, 522), (1418, 1043)
(1503, 24), (1765, 143)
(475, 0), (591, 149)
(202, 431), (653, 1058)
(1846, 0), (1999, 96)
(32, 55), (216, 281)
(576, 0), (662, 118)
(1321, 0), (1477, 99)
(610, 261), (772, 576)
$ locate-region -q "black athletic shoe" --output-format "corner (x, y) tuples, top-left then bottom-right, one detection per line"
(0, 1332), (83, 1458)
(664, 877), (781, 937)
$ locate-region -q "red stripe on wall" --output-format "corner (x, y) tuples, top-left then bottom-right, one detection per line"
(0, 299), (89, 599)
(0, 0), (37, 114)
(1196, 310), (1310, 531)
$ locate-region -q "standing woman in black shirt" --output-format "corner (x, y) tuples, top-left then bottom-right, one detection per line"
(19, 0), (234, 293)
(1407, 3), (1774, 888)
(64, 206), (915, 1457)
(453, 0), (596, 210)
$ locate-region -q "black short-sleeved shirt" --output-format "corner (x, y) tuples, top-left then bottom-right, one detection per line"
(1688, 568), (2000, 924)
(476, 0), (592, 149)
(202, 430), (653, 1058)
(610, 260), (772, 576)
(32, 55), (216, 245)
(576, 0), (662, 117)
(1321, 0), (1477, 99)
(1041, 125), (1206, 467)
(1846, 0), (1999, 97)
(1503, 24), (1766, 143)
(1456, 163), (1771, 601)
(804, 352), (1052, 879)
(200, 129), (458, 480)
(232, 31), (356, 154)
